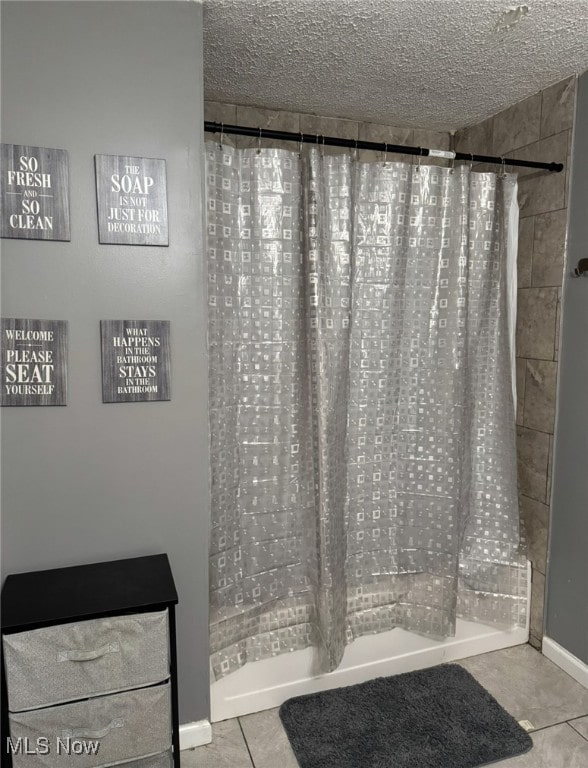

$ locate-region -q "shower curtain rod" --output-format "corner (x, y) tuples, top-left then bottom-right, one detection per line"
(204, 121), (564, 173)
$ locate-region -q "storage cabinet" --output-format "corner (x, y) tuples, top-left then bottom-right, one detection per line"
(1, 555), (180, 768)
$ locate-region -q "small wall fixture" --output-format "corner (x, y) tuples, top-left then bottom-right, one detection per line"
(573, 258), (588, 277)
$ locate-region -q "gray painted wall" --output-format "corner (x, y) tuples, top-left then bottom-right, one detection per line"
(545, 70), (588, 663)
(0, 1), (210, 722)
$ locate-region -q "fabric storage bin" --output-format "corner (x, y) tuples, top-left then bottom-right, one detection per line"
(3, 610), (169, 712)
(8, 682), (172, 768)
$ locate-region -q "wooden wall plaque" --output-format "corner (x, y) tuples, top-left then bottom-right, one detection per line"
(95, 154), (169, 246)
(1, 319), (68, 406)
(101, 320), (171, 403)
(0, 144), (70, 241)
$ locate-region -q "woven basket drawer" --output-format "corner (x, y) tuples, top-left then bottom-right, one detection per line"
(8, 683), (172, 768)
(3, 610), (169, 712)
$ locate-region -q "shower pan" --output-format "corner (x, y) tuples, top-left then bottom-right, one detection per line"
(211, 589), (530, 721)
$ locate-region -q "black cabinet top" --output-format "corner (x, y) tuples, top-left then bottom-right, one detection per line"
(1, 554), (178, 632)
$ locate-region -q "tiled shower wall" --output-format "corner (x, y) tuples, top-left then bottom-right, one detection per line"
(455, 75), (576, 649)
(204, 101), (451, 160)
(205, 77), (575, 650)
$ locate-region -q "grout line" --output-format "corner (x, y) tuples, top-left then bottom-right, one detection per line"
(568, 719), (588, 744)
(527, 214), (536, 292)
(567, 714), (588, 725)
(524, 706), (588, 736)
(237, 717), (257, 768)
(521, 356), (528, 427)
(520, 205), (568, 219)
(527, 719), (579, 736)
(517, 423), (554, 437)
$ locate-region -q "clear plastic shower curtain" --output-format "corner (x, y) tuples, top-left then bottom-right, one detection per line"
(206, 144), (528, 680)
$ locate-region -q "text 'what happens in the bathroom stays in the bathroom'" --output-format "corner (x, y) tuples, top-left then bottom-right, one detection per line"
(100, 320), (171, 403)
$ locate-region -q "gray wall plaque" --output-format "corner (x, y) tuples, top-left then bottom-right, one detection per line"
(101, 320), (171, 403)
(1, 318), (68, 406)
(0, 144), (70, 241)
(95, 154), (168, 246)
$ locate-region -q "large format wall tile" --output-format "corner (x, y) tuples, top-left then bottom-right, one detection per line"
(530, 568), (546, 640)
(541, 76), (576, 138)
(516, 288), (558, 360)
(205, 101), (238, 124)
(512, 131), (570, 179)
(517, 426), (549, 502)
(554, 288), (562, 362)
(516, 357), (526, 426)
(358, 121), (413, 162)
(413, 128), (451, 150)
(455, 116), (494, 155)
(299, 114), (359, 155)
(520, 494), (549, 574)
(518, 171), (567, 218)
(493, 93), (541, 156)
(413, 128), (452, 166)
(523, 359), (557, 433)
(518, 216), (534, 288)
(236, 105), (300, 150)
(204, 102), (239, 147)
(532, 209), (567, 286)
(512, 131), (570, 217)
(546, 434), (554, 502)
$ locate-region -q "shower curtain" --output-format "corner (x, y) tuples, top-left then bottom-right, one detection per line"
(206, 143), (528, 680)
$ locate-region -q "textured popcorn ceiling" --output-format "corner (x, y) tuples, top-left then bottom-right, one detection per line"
(203, 0), (588, 130)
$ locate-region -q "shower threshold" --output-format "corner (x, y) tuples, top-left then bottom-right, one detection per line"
(211, 563), (530, 722)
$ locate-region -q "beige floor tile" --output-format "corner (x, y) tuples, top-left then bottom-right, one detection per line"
(181, 719), (253, 768)
(569, 715), (588, 741)
(497, 723), (588, 767)
(460, 645), (588, 730)
(240, 707), (299, 768)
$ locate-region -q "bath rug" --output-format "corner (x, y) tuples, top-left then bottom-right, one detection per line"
(279, 663), (532, 768)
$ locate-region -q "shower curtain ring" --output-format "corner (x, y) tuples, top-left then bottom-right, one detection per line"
(321, 134), (326, 157)
(299, 132), (303, 156)
(257, 127), (262, 155)
(354, 138), (359, 162)
(219, 122), (224, 151)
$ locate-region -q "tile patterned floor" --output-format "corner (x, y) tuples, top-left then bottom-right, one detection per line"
(182, 644), (588, 768)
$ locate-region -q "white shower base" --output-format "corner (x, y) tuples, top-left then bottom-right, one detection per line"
(211, 562), (531, 722)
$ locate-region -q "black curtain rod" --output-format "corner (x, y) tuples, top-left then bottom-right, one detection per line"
(204, 121), (564, 173)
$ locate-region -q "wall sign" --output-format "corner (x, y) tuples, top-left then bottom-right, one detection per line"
(95, 154), (168, 246)
(0, 144), (70, 241)
(101, 320), (170, 403)
(1, 319), (67, 406)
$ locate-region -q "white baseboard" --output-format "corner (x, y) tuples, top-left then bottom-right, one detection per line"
(543, 636), (588, 690)
(179, 719), (212, 750)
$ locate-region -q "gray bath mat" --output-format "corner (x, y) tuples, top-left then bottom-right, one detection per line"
(279, 663), (532, 768)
